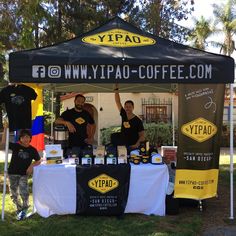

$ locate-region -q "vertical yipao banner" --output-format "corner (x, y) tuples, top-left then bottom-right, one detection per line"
(174, 84), (225, 200)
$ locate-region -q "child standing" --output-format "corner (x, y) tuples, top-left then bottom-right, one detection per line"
(1, 124), (41, 220)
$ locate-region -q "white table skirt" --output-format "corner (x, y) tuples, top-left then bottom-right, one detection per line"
(33, 163), (169, 218)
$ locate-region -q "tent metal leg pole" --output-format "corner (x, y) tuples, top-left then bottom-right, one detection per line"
(1, 128), (9, 221)
(97, 93), (101, 146)
(229, 83), (234, 220)
(172, 95), (175, 146)
(50, 90), (54, 139)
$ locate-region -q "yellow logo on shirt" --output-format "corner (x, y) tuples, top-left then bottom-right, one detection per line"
(76, 117), (85, 125)
(123, 121), (130, 128)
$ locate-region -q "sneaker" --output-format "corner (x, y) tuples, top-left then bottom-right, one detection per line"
(16, 211), (21, 221)
(16, 210), (21, 215)
(16, 210), (27, 221)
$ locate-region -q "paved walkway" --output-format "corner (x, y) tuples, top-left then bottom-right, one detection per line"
(0, 150), (11, 161)
(202, 226), (236, 236)
(219, 147), (236, 164)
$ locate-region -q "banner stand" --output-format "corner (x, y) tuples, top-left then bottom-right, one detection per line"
(1, 127), (9, 221)
(172, 94), (175, 146)
(229, 83), (234, 220)
(50, 90), (54, 139)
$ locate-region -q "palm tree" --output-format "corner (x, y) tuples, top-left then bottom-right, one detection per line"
(188, 16), (214, 50)
(212, 0), (236, 56)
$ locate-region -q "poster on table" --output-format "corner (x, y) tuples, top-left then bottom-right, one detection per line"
(76, 164), (130, 216)
(174, 84), (225, 199)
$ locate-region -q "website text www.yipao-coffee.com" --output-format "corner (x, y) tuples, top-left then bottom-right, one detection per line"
(32, 64), (212, 81)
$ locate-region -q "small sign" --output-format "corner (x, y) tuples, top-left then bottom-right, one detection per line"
(45, 144), (63, 164)
(85, 96), (93, 102)
(161, 146), (177, 164)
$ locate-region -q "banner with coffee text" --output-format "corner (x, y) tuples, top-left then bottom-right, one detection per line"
(174, 84), (225, 199)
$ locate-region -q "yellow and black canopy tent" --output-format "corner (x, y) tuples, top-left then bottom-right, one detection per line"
(3, 17), (235, 221)
(8, 17), (234, 91)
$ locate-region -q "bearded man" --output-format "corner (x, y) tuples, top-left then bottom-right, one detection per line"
(55, 94), (96, 156)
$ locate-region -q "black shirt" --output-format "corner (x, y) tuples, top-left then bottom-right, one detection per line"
(8, 142), (41, 175)
(0, 84), (37, 131)
(60, 108), (95, 147)
(120, 108), (144, 146)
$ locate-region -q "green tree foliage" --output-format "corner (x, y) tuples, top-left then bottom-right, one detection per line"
(0, 0), (19, 50)
(0, 0), (132, 49)
(0, 0), (195, 49)
(45, 0), (136, 38)
(0, 0), (51, 50)
(212, 0), (236, 56)
(126, 0), (195, 43)
(0, 0), (138, 117)
(188, 16), (214, 50)
(0, 0), (196, 124)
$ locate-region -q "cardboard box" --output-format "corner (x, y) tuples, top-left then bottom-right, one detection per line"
(45, 144), (63, 164)
(117, 146), (127, 164)
(94, 146), (105, 156)
(94, 146), (105, 164)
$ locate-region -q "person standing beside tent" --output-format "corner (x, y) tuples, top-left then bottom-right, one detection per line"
(55, 94), (96, 156)
(113, 84), (145, 151)
(0, 123), (41, 220)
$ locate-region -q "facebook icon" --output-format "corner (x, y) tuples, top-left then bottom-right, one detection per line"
(32, 65), (46, 78)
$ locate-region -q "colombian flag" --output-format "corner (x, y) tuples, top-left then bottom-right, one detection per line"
(28, 84), (45, 151)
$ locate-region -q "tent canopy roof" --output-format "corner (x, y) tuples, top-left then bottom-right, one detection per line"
(42, 83), (176, 93)
(9, 17), (234, 92)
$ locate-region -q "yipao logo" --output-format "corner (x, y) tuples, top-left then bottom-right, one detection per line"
(181, 117), (217, 142)
(82, 29), (156, 47)
(88, 174), (119, 194)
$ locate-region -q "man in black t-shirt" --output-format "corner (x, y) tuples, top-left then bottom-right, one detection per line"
(55, 94), (96, 156)
(114, 85), (145, 150)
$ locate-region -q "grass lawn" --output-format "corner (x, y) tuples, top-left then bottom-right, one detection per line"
(0, 161), (235, 236)
(219, 153), (236, 165)
(0, 194), (202, 236)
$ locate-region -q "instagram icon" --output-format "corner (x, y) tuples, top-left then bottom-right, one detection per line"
(48, 66), (61, 78)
